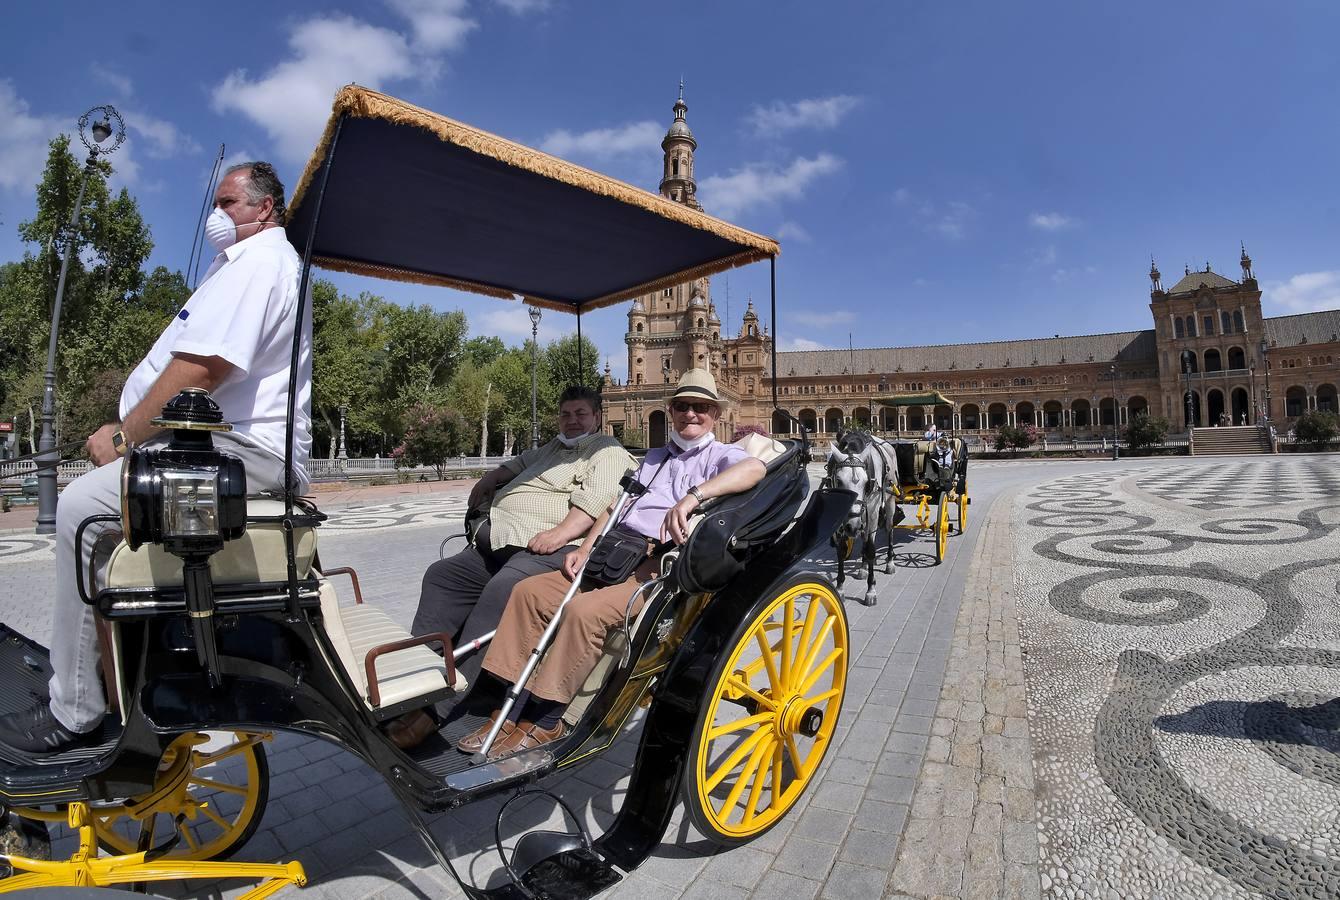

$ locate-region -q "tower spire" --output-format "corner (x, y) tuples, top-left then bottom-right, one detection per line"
(660, 83), (699, 209)
(1240, 241), (1254, 281)
(1149, 255), (1162, 293)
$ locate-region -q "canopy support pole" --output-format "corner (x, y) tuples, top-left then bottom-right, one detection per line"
(576, 307), (584, 384)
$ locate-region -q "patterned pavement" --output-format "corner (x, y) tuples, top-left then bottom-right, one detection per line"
(1012, 458), (1340, 898)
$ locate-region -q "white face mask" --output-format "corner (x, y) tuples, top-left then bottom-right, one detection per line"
(670, 428), (715, 452)
(556, 431), (593, 448)
(205, 206), (267, 252)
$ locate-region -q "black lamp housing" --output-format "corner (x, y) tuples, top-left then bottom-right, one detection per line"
(121, 389), (247, 553)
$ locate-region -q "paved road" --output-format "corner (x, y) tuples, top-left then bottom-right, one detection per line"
(1, 454), (1332, 899)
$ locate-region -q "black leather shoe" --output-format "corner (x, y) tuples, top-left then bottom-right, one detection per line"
(0, 701), (95, 753)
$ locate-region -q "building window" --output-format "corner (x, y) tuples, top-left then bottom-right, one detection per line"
(1175, 319), (1184, 338)
(1221, 311), (1232, 334)
(1186, 316), (1197, 338)
(1234, 310), (1245, 333)
(1203, 315), (1214, 336)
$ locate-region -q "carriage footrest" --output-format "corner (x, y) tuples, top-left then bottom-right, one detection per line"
(487, 848), (622, 899)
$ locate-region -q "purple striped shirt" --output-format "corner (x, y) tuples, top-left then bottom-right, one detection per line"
(618, 439), (749, 540)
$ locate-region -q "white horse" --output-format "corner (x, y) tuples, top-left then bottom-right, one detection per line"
(825, 429), (901, 605)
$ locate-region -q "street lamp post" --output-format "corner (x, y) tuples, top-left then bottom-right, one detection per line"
(529, 306), (542, 449)
(1110, 365), (1119, 460)
(337, 404), (349, 461)
(1182, 350), (1194, 431)
(1258, 339), (1271, 423)
(35, 106), (126, 535)
(1249, 363), (1257, 424)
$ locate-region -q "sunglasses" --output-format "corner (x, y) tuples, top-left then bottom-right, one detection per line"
(671, 400), (716, 414)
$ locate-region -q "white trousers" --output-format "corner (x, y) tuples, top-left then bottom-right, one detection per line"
(48, 434), (288, 731)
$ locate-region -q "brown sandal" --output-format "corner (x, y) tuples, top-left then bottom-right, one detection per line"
(456, 711), (510, 754)
(486, 719), (568, 761)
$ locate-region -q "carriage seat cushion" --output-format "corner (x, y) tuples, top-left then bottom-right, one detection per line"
(317, 579), (466, 712)
(104, 498), (317, 589)
(733, 432), (788, 465)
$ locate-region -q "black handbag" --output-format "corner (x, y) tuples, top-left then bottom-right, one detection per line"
(581, 456), (670, 589)
(581, 523), (654, 589)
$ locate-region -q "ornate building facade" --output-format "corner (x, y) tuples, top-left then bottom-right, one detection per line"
(602, 93), (1340, 446)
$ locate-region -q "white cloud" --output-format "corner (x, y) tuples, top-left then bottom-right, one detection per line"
(776, 221), (811, 243)
(781, 337), (829, 351)
(792, 310), (855, 328)
(493, 0), (551, 13)
(127, 110), (201, 159)
(699, 153), (842, 219)
(478, 307), (536, 339)
(540, 120), (662, 161)
(90, 65), (134, 100)
(893, 188), (976, 240)
(212, 4), (477, 165)
(0, 80), (68, 192)
(1029, 211), (1075, 231)
(1032, 244), (1057, 266)
(1265, 271), (1340, 313)
(747, 95), (861, 136)
(385, 0), (476, 52)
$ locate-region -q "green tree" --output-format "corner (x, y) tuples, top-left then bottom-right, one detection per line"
(1124, 413), (1170, 455)
(1294, 410), (1339, 449)
(463, 335), (505, 368)
(485, 348), (537, 455)
(543, 334), (601, 395)
(393, 403), (469, 480)
(312, 283), (391, 457)
(993, 423), (1037, 456)
(0, 136), (170, 454)
(446, 361), (495, 455)
(378, 303), (467, 424)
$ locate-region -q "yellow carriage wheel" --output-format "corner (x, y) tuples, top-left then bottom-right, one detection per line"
(92, 731), (270, 861)
(935, 494), (949, 563)
(685, 579), (848, 844)
(958, 492), (969, 533)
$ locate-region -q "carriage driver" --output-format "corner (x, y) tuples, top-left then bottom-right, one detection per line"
(385, 386), (633, 749)
(456, 369), (766, 759)
(926, 435), (958, 500)
(0, 162), (313, 754)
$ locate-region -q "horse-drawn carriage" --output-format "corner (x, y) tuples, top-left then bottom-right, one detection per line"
(823, 392), (970, 603)
(0, 86), (855, 898)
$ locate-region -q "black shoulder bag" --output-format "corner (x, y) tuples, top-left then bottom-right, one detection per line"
(581, 457), (670, 589)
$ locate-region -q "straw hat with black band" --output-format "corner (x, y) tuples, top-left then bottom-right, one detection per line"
(669, 368), (723, 410)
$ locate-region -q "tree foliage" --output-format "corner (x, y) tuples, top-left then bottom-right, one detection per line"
(1294, 410), (1339, 448)
(1124, 413), (1170, 454)
(993, 423), (1038, 456)
(393, 403), (469, 480)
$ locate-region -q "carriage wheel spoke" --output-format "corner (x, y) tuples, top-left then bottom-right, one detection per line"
(194, 741), (252, 767)
(197, 803), (232, 832)
(802, 687), (841, 708)
(781, 596), (794, 684)
(770, 743), (784, 810)
(742, 738), (775, 825)
(726, 676), (776, 711)
(784, 735), (805, 773)
(178, 820), (200, 851)
(137, 813), (158, 848)
(706, 727), (771, 793)
(718, 735), (773, 821)
(800, 647), (844, 696)
(708, 711), (774, 742)
(754, 632), (782, 695)
(795, 616), (837, 685)
(791, 595), (820, 690)
(188, 776), (248, 796)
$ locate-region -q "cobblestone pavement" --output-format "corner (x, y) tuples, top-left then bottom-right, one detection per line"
(1013, 458), (1340, 899)
(2, 455), (1333, 898)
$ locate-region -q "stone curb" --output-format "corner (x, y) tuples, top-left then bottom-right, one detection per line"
(886, 485), (1042, 900)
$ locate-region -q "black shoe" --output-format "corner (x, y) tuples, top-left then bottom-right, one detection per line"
(0, 701), (95, 753)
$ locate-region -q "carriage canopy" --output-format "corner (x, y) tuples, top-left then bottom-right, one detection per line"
(286, 86), (779, 314)
(873, 390), (956, 408)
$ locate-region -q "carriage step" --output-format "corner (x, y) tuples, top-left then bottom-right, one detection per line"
(487, 789), (623, 899)
(0, 625), (121, 780)
(487, 847), (622, 899)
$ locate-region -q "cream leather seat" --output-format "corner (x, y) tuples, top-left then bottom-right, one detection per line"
(104, 499), (318, 588)
(317, 579), (466, 717)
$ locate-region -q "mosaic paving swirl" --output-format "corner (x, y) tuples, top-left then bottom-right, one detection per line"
(1013, 458), (1340, 898)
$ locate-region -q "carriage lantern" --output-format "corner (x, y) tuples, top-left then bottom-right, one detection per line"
(120, 388), (248, 686)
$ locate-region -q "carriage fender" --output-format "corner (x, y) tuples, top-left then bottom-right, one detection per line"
(595, 487), (853, 870)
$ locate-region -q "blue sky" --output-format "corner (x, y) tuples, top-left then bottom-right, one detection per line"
(3, 1), (1339, 380)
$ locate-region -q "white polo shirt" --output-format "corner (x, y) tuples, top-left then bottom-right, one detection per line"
(119, 226), (312, 483)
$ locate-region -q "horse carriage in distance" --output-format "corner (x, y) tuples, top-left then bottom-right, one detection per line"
(823, 392), (969, 603)
(0, 86), (858, 899)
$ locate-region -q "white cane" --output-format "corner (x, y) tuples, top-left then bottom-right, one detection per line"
(474, 475), (645, 761)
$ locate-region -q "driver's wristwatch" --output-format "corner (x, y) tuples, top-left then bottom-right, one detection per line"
(112, 429), (129, 457)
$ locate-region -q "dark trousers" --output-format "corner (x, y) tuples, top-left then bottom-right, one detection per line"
(412, 532), (575, 684)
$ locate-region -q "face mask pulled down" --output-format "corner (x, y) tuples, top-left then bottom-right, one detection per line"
(670, 428), (715, 452)
(556, 431), (594, 448)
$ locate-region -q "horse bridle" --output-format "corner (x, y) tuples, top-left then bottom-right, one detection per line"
(828, 451), (878, 514)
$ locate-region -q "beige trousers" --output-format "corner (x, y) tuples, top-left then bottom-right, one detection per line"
(481, 561), (656, 704)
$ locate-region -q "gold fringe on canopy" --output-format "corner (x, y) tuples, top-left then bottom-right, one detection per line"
(289, 86), (779, 312)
